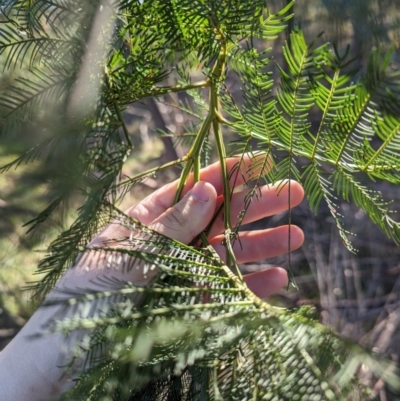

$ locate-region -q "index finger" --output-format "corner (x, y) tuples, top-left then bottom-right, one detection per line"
(126, 153), (272, 225)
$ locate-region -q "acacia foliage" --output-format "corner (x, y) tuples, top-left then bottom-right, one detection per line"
(1, 0), (400, 400)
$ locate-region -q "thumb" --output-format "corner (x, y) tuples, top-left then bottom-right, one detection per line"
(149, 181), (217, 243)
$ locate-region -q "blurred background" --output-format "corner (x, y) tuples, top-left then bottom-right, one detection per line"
(1, 0), (400, 399)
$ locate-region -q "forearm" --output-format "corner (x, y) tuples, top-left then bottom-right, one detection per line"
(0, 246), (149, 401)
(0, 255), (122, 400)
(0, 303), (76, 401)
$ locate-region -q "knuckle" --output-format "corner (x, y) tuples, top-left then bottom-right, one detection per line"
(164, 204), (188, 230)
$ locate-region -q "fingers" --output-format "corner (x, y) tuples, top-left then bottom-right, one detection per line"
(148, 181), (217, 243)
(244, 268), (288, 298)
(208, 180), (304, 238)
(126, 154), (271, 225)
(187, 153), (272, 197)
(209, 225), (304, 264)
(92, 181), (217, 247)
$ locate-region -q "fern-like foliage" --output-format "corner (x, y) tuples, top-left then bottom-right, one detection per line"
(1, 0), (400, 400)
(51, 208), (394, 401)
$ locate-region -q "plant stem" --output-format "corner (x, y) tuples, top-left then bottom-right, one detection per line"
(171, 34), (243, 279)
(213, 117), (239, 275)
(211, 41), (243, 277)
(105, 71), (132, 148)
(173, 42), (227, 203)
(173, 158), (194, 204)
(172, 112), (214, 204)
(148, 80), (210, 97)
(116, 156), (189, 189)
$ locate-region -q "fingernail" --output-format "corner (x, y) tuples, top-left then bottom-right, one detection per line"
(188, 182), (210, 203)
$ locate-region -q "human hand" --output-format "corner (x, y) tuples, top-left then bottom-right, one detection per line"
(0, 155), (304, 401)
(90, 155), (305, 297)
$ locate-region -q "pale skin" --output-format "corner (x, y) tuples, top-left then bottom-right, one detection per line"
(0, 156), (304, 401)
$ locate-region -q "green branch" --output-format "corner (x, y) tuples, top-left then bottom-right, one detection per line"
(105, 71), (132, 148)
(173, 42), (227, 203)
(311, 69), (340, 160)
(148, 80), (210, 97)
(116, 155), (189, 190)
